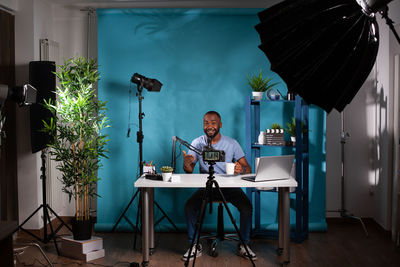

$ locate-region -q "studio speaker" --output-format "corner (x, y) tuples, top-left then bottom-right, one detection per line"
(29, 61), (56, 153)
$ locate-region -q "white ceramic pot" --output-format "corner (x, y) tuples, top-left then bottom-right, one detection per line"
(252, 91), (263, 101)
(162, 172), (172, 182)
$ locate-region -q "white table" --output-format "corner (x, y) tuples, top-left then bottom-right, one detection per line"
(134, 174), (297, 266)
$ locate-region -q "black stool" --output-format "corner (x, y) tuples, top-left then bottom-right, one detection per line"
(201, 201), (238, 257)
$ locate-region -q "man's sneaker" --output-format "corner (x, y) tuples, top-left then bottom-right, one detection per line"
(181, 244), (203, 262)
(237, 244), (257, 260)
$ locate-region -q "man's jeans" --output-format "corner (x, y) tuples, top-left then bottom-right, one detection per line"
(185, 188), (253, 244)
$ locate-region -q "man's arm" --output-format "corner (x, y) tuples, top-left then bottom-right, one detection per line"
(183, 150), (196, 173)
(235, 156), (252, 174)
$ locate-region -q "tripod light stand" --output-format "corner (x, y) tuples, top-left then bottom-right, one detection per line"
(1, 84), (70, 254)
(112, 74), (178, 247)
(18, 149), (72, 255)
(328, 111), (369, 237)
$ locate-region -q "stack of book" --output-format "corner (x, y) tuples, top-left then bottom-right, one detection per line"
(60, 236), (105, 262)
(265, 129), (285, 146)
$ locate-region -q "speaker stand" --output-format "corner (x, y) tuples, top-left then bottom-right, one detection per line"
(17, 149), (72, 255)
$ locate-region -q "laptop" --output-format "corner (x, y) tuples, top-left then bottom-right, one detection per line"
(241, 155), (294, 182)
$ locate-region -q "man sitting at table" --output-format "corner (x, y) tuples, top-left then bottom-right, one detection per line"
(181, 110), (256, 262)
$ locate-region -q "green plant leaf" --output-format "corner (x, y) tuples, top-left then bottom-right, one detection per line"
(43, 56), (110, 218)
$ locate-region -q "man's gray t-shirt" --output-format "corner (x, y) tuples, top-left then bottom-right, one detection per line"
(188, 134), (245, 174)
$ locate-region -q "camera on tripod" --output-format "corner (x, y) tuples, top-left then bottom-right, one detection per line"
(202, 140), (225, 164)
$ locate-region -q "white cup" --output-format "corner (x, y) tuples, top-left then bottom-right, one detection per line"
(226, 163), (235, 175)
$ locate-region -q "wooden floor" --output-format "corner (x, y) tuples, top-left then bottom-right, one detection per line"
(13, 219), (400, 267)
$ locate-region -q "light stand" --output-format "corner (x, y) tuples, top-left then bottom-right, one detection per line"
(112, 74), (178, 248)
(328, 112), (369, 237)
(17, 148), (72, 255)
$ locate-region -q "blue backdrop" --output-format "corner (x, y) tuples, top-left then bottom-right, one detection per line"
(95, 8), (326, 232)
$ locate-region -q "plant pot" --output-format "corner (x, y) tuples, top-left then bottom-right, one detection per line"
(252, 91), (263, 101)
(71, 217), (93, 240)
(162, 172), (172, 182)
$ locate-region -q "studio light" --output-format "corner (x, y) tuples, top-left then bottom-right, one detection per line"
(0, 83), (37, 152)
(0, 84), (37, 109)
(255, 0), (399, 113)
(131, 73), (162, 92)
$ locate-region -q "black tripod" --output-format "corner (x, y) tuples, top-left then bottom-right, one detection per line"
(17, 149), (72, 255)
(112, 79), (178, 247)
(184, 162), (256, 267)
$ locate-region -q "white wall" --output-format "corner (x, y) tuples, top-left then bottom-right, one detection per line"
(14, 0), (88, 229)
(326, 1), (400, 231)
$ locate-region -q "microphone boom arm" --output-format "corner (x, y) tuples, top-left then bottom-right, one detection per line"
(171, 136), (202, 171)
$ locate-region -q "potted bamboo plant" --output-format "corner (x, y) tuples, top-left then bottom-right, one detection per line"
(247, 70), (278, 100)
(43, 57), (110, 240)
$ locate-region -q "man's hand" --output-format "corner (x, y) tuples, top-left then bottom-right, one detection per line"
(183, 150), (195, 173)
(234, 161), (244, 174)
(234, 157), (251, 174)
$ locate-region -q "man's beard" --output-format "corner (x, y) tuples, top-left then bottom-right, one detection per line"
(205, 127), (220, 139)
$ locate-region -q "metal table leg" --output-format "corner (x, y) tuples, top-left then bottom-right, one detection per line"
(282, 187), (290, 264)
(149, 188), (155, 254)
(141, 188), (150, 266)
(277, 188), (284, 256)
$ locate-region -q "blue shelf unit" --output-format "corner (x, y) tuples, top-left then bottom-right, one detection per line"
(245, 95), (309, 243)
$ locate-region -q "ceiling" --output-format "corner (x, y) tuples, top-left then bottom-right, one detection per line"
(50, 0), (281, 9)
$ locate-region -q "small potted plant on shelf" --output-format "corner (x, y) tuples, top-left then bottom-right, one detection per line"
(247, 70), (278, 101)
(285, 117), (309, 145)
(43, 56), (110, 240)
(160, 166), (173, 182)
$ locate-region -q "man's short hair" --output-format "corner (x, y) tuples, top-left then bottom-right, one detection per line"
(204, 111), (221, 120)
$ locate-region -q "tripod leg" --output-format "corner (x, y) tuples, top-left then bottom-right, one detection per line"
(154, 201), (179, 231)
(46, 205), (72, 232)
(44, 207), (60, 255)
(18, 205), (44, 229)
(112, 189), (140, 232)
(184, 188), (210, 267)
(213, 182), (255, 267)
(18, 205), (45, 241)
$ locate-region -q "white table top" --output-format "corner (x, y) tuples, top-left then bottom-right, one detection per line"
(134, 173), (297, 188)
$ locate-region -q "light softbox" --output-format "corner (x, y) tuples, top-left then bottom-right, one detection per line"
(255, 0), (382, 113)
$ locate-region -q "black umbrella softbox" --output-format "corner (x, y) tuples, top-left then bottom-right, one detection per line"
(255, 0), (381, 112)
